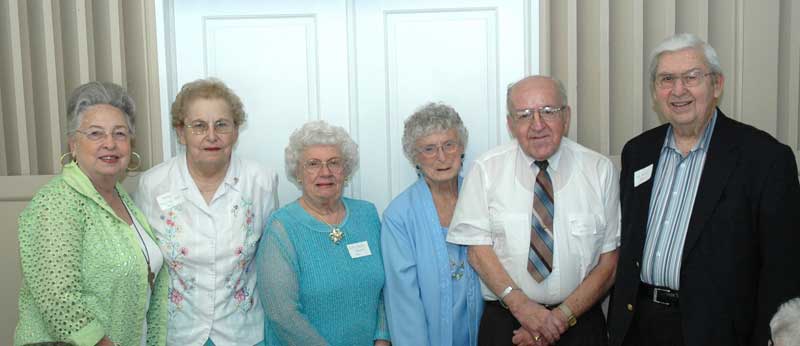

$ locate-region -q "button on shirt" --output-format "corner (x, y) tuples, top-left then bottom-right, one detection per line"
(447, 138), (620, 304)
(641, 112), (717, 290)
(134, 154), (279, 346)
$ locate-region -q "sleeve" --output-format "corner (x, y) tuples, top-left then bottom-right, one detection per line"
(753, 145), (800, 345)
(373, 289), (391, 341)
(264, 171), (280, 217)
(447, 162), (493, 245)
(600, 159), (621, 253)
(255, 218), (329, 346)
(380, 209), (428, 346)
(146, 256), (170, 346)
(17, 186), (105, 346)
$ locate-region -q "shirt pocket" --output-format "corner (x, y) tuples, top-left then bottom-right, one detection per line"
(567, 213), (605, 275)
(490, 212), (531, 258)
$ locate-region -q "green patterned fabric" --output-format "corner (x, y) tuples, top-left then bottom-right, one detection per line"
(14, 162), (168, 346)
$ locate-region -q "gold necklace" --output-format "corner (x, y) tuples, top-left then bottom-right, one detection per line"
(301, 198), (345, 245)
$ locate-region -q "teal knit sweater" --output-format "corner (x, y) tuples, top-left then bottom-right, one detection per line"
(256, 198), (390, 346)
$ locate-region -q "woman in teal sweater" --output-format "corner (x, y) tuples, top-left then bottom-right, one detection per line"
(14, 82), (168, 346)
(255, 120), (390, 346)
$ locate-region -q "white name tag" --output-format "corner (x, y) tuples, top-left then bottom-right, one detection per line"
(347, 241), (372, 259)
(156, 192), (184, 210)
(634, 164), (653, 187)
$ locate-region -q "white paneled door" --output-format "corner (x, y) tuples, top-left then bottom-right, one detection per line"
(166, 0), (538, 211)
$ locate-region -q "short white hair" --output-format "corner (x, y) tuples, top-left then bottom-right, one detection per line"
(284, 120), (359, 189)
(771, 297), (800, 345)
(648, 33), (723, 93)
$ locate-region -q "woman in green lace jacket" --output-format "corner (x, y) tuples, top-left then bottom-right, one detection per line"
(14, 82), (169, 346)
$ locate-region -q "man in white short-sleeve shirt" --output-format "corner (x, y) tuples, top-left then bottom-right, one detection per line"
(447, 75), (620, 346)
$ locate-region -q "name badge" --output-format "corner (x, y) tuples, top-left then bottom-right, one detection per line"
(634, 164), (653, 187)
(347, 241), (372, 259)
(156, 192), (184, 210)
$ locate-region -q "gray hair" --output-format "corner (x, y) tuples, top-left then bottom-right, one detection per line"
(402, 102), (469, 165)
(66, 81), (136, 137)
(771, 297), (800, 345)
(648, 33), (723, 93)
(506, 75), (568, 117)
(284, 120), (359, 189)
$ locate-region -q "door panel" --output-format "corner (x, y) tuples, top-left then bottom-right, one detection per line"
(170, 0), (536, 211)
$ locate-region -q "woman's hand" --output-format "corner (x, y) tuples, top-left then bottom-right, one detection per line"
(374, 339), (391, 346)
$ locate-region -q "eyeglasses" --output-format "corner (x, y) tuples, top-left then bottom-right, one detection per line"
(75, 127), (131, 142)
(303, 158), (345, 174)
(417, 140), (461, 158)
(184, 119), (235, 135)
(513, 106), (566, 122)
(655, 69), (715, 89)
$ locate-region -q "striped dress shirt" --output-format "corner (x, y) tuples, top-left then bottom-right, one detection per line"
(640, 112), (717, 289)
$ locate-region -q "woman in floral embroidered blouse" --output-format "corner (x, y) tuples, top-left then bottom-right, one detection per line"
(135, 78), (279, 346)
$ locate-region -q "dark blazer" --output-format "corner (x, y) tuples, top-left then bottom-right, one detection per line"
(607, 109), (800, 346)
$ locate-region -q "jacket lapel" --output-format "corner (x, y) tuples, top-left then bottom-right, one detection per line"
(629, 126), (668, 246)
(681, 109), (739, 263)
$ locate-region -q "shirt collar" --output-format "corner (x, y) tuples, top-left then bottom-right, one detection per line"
(664, 109), (718, 154)
(176, 153), (241, 192)
(518, 139), (564, 174)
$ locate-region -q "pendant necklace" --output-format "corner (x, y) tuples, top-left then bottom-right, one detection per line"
(124, 202), (156, 289)
(302, 198), (345, 245)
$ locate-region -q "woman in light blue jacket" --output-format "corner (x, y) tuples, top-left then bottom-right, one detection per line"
(381, 103), (483, 346)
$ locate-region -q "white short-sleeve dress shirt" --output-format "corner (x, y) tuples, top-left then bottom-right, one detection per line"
(134, 154), (279, 346)
(446, 138), (620, 304)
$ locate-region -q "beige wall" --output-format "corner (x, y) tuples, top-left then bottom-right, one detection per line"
(540, 0), (800, 166)
(0, 0), (161, 343)
(1, 0), (799, 344)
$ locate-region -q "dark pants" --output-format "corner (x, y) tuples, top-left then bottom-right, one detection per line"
(621, 290), (684, 346)
(479, 300), (608, 346)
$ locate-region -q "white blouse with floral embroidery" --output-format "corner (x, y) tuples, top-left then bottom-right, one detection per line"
(135, 154), (279, 346)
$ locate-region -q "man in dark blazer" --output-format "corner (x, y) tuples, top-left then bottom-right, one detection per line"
(607, 33), (800, 346)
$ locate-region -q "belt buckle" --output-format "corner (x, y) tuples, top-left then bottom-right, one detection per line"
(652, 287), (672, 306)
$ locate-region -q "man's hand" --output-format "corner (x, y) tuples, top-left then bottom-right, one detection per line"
(506, 291), (561, 344)
(512, 328), (536, 346)
(541, 309), (568, 336)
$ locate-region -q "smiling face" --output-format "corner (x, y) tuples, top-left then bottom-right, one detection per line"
(506, 77), (570, 160)
(414, 128), (463, 185)
(298, 145), (346, 204)
(652, 47), (724, 133)
(69, 104), (132, 186)
(176, 97), (239, 172)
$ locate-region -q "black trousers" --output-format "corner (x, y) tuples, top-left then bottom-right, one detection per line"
(620, 290), (684, 346)
(478, 300), (608, 346)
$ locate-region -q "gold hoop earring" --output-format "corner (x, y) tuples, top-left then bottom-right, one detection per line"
(127, 152), (142, 171)
(60, 152), (75, 166)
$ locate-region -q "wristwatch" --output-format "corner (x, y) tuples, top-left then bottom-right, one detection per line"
(558, 304), (577, 327)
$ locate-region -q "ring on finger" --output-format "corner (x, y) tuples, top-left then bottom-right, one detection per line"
(534, 335), (541, 341)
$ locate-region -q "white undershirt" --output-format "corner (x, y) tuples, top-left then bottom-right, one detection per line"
(127, 204), (164, 346)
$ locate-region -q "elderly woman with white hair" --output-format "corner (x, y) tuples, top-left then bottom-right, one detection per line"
(381, 103), (483, 346)
(255, 120), (390, 346)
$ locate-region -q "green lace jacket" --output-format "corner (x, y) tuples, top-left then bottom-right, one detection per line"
(14, 162), (168, 346)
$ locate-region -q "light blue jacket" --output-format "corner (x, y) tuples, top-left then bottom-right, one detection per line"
(381, 178), (483, 346)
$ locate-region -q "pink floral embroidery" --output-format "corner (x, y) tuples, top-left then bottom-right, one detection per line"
(180, 247), (189, 256)
(234, 288), (248, 303)
(170, 288), (184, 306)
(235, 246), (244, 256)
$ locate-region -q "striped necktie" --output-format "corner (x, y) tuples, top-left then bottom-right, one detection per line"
(528, 160), (554, 282)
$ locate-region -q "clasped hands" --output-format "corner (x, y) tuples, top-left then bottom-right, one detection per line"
(506, 295), (569, 346)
